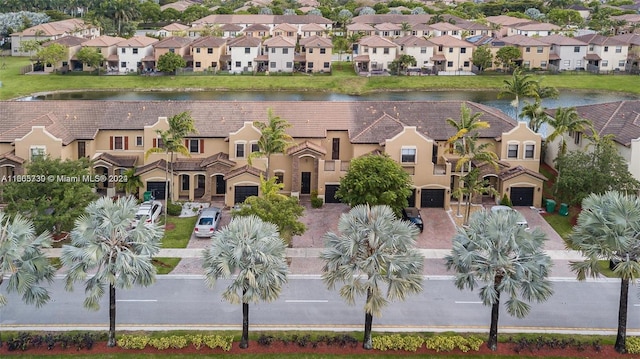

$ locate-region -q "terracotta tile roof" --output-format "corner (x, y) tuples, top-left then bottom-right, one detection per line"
(353, 54), (370, 62)
(548, 53), (561, 60)
(244, 23), (270, 32)
(162, 23), (190, 31)
(160, 0), (197, 12)
(154, 36), (194, 48)
(299, 35), (332, 48)
(221, 24), (243, 31)
(0, 151), (24, 164)
(500, 34), (548, 47)
(200, 152), (235, 167)
(227, 36), (262, 47)
(430, 54), (446, 61)
(347, 23), (376, 31)
(194, 14), (332, 26)
(429, 22), (461, 32)
(301, 23), (325, 31)
(263, 35), (296, 47)
(135, 159), (168, 176)
(429, 35), (471, 47)
(351, 113), (405, 144)
(375, 22), (401, 31)
(273, 23), (298, 32)
(584, 53), (601, 60)
(93, 153), (138, 167)
(358, 35), (398, 48)
(191, 36), (227, 48)
(15, 18), (89, 37)
(224, 164), (265, 180)
(394, 35), (431, 47)
(352, 14), (433, 25)
(612, 33), (640, 46)
(537, 34), (587, 46)
(107, 54), (119, 61)
(44, 36), (86, 47)
(286, 140), (327, 155)
(574, 34), (627, 46)
(499, 165), (547, 181)
(117, 36), (159, 47)
(546, 100), (640, 147)
(514, 22), (561, 31)
(457, 21), (490, 31)
(82, 35), (126, 47)
(485, 15), (530, 27)
(173, 158), (206, 171)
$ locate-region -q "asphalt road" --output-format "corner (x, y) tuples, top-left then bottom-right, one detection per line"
(1, 276), (639, 335)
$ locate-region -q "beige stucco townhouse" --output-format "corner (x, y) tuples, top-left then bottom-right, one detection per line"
(41, 36), (85, 73)
(0, 101), (545, 209)
(80, 35), (126, 73)
(190, 36), (227, 71)
(299, 35), (333, 73)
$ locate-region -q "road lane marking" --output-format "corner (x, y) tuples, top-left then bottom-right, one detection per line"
(116, 300), (158, 302)
(454, 301), (482, 304)
(285, 300), (328, 303)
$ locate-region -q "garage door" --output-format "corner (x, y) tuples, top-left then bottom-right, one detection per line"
(146, 181), (166, 200)
(234, 185), (258, 204)
(421, 189), (445, 208)
(510, 187), (534, 206)
(324, 185), (341, 203)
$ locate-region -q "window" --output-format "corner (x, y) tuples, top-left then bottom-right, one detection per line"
(308, 62), (314, 68)
(574, 131), (582, 145)
(136, 136), (143, 146)
(286, 62), (292, 68)
(235, 61), (241, 67)
(188, 139), (201, 153)
(207, 48), (213, 54)
(121, 48), (125, 54)
(589, 45), (594, 51)
(448, 47), (453, 53)
(282, 48), (288, 54)
(270, 62), (276, 68)
(195, 62), (201, 68)
(120, 61), (126, 67)
(274, 172), (284, 184)
(601, 60), (608, 67)
(320, 48), (326, 54)
(113, 136), (124, 150)
(604, 46), (608, 52)
(383, 48), (389, 54)
(420, 47), (427, 54)
(438, 45), (443, 52)
(463, 61), (469, 67)
(401, 147), (416, 163)
(77, 141), (86, 158)
(541, 60), (547, 68)
(460, 47), (466, 54)
(247, 61), (252, 67)
(537, 46), (543, 53)
(308, 48), (313, 53)
(196, 48), (201, 53)
(525, 144), (534, 159)
(619, 60), (626, 67)
(508, 144), (518, 158)
(169, 48), (175, 53)
(270, 48), (276, 53)
(324, 62), (330, 68)
(523, 61), (530, 68)
(616, 46), (622, 53)
(235, 143), (245, 158)
(251, 142), (259, 153)
(132, 48), (138, 54)
(332, 138), (340, 160)
(447, 61), (453, 67)
(30, 146), (46, 161)
(182, 175), (189, 191)
(372, 48), (377, 54)
(573, 46), (580, 53)
(564, 60), (570, 67)
(245, 47), (250, 53)
(525, 47), (531, 53)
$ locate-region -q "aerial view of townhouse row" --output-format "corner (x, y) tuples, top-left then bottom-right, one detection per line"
(2, 0), (640, 356)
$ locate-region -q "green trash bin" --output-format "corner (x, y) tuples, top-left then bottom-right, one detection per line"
(559, 203), (569, 216)
(546, 199), (556, 213)
(143, 191), (152, 202)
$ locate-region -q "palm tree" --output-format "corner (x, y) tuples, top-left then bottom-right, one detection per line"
(116, 167), (143, 198)
(459, 165), (498, 225)
(248, 109), (293, 179)
(546, 106), (591, 157)
(445, 209), (553, 351)
(321, 204), (424, 349)
(400, 22), (412, 36)
(0, 212), (55, 312)
(497, 68), (537, 119)
(145, 111), (196, 217)
(202, 215), (289, 349)
(61, 196), (163, 347)
(569, 191), (640, 354)
(520, 99), (549, 133)
(446, 103), (491, 217)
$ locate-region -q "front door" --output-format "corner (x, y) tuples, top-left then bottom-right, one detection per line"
(301, 172), (311, 194)
(215, 174), (226, 195)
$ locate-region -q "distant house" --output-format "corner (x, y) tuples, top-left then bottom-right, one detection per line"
(272, 23), (298, 39)
(538, 34), (588, 71)
(394, 35), (435, 70)
(346, 23), (376, 37)
(427, 22), (462, 39)
(153, 36), (194, 69)
(227, 36), (262, 73)
(612, 33), (640, 73)
(428, 35), (473, 73)
(299, 35), (333, 72)
(220, 24), (243, 38)
(374, 23), (402, 38)
(80, 35), (126, 72)
(262, 35), (296, 73)
(191, 36), (227, 71)
(354, 35), (399, 72)
(301, 23), (327, 38)
(575, 34), (628, 72)
(11, 18), (99, 57)
(40, 36), (85, 73)
(157, 23), (189, 38)
(495, 35), (551, 70)
(512, 22), (561, 37)
(243, 24), (270, 38)
(116, 36), (159, 73)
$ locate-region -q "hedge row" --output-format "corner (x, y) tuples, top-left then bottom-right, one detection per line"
(117, 334), (233, 351)
(372, 334), (483, 352)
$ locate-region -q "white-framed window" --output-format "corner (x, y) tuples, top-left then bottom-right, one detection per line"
(616, 46), (622, 53)
(308, 48), (313, 53)
(537, 46), (543, 53)
(420, 47), (427, 54)
(270, 62), (276, 68)
(508, 143), (518, 158)
(541, 61), (547, 68)
(525, 47), (531, 53)
(286, 62), (292, 68)
(132, 48), (138, 54)
(324, 62), (330, 68)
(195, 62), (201, 68)
(136, 136), (143, 146)
(460, 47), (466, 54)
(601, 60), (608, 67)
(401, 147), (416, 163)
(383, 48), (389, 54)
(619, 60), (626, 67)
(320, 48), (326, 54)
(274, 171), (284, 184)
(525, 144), (535, 159)
(447, 61), (453, 67)
(282, 48), (288, 54)
(564, 60), (570, 67)
(113, 136), (125, 150)
(250, 141), (260, 153)
(30, 146), (46, 161)
(245, 47), (250, 53)
(196, 48), (201, 53)
(573, 46), (580, 53)
(188, 139), (201, 154)
(207, 48), (213, 54)
(235, 142), (246, 158)
(604, 46), (608, 52)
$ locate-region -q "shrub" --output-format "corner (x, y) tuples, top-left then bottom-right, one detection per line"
(202, 335), (233, 351)
(311, 196), (323, 208)
(627, 337), (640, 354)
(425, 335), (483, 353)
(500, 193), (512, 207)
(148, 337), (171, 350)
(190, 334), (204, 350)
(166, 201), (182, 216)
(372, 334), (424, 351)
(117, 335), (149, 350)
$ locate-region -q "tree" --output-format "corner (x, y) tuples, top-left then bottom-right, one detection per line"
(519, 99), (548, 133)
(390, 54), (416, 75)
(547, 9), (583, 27)
(0, 212), (55, 320)
(497, 68), (537, 118)
(98, 0), (141, 37)
(233, 176), (306, 246)
(445, 209), (553, 351)
(495, 46), (521, 72)
(139, 0), (161, 23)
(471, 45), (493, 73)
(37, 43), (67, 72)
(75, 46), (105, 74)
(202, 215), (288, 349)
(446, 103), (491, 217)
(335, 153), (412, 215)
(321, 204), (424, 349)
(161, 8), (181, 22)
(116, 167), (143, 197)
(18, 39), (43, 57)
(61, 196), (163, 347)
(145, 111), (196, 218)
(157, 52), (186, 74)
(546, 107), (591, 157)
(2, 157), (97, 236)
(569, 191), (640, 354)
(181, 4), (211, 23)
(248, 108), (293, 179)
(358, 7), (375, 15)
(554, 133), (640, 206)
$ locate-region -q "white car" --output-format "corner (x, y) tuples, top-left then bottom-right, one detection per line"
(132, 201), (162, 228)
(490, 205), (528, 228)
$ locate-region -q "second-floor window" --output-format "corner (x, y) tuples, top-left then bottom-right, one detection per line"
(110, 136), (129, 150)
(274, 172), (284, 184)
(332, 138), (340, 160)
(320, 48), (326, 54)
(525, 144), (535, 159)
(383, 48), (389, 54)
(30, 146), (46, 161)
(188, 139), (203, 154)
(196, 48), (201, 53)
(537, 46), (543, 53)
(136, 136), (143, 146)
(401, 147), (416, 163)
(208, 48), (213, 54)
(460, 48), (466, 53)
(236, 143), (245, 158)
(251, 142), (260, 153)
(421, 47), (427, 54)
(245, 47), (250, 53)
(574, 46), (580, 53)
(309, 48), (314, 53)
(133, 48), (138, 54)
(508, 144), (518, 158)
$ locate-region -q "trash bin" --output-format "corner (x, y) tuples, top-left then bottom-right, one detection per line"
(143, 191), (153, 202)
(559, 203), (569, 216)
(546, 199), (556, 213)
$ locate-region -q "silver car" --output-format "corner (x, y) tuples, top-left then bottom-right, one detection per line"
(132, 201), (162, 228)
(194, 207), (222, 238)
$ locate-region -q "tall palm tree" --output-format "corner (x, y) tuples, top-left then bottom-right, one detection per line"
(116, 167), (143, 198)
(321, 204), (424, 349)
(446, 103), (491, 217)
(445, 209), (553, 351)
(61, 196), (163, 347)
(145, 111), (196, 217)
(497, 68), (537, 119)
(400, 22), (412, 36)
(202, 215), (289, 349)
(546, 106), (591, 157)
(248, 108), (293, 179)
(0, 212), (55, 311)
(520, 99), (549, 133)
(569, 191), (640, 354)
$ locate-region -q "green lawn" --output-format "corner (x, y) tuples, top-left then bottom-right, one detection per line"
(152, 257), (181, 274)
(544, 213), (573, 242)
(2, 56), (640, 100)
(161, 216), (197, 248)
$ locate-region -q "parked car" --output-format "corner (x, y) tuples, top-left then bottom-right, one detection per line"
(132, 201), (162, 228)
(402, 207), (424, 232)
(194, 207), (222, 238)
(490, 205), (528, 228)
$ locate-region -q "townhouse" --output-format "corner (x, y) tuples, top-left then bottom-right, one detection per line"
(190, 36), (228, 71)
(11, 18), (99, 57)
(262, 36), (297, 73)
(612, 33), (640, 73)
(80, 35), (126, 73)
(152, 36), (194, 69)
(0, 100), (546, 209)
(428, 35), (473, 73)
(353, 35), (399, 72)
(227, 36), (262, 73)
(41, 36), (85, 73)
(493, 35), (551, 70)
(575, 34), (629, 72)
(538, 34), (588, 71)
(299, 36), (333, 73)
(393, 35), (435, 70)
(116, 36), (159, 73)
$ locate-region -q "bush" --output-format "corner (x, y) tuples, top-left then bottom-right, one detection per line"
(372, 334), (424, 351)
(117, 335), (149, 350)
(202, 335), (233, 351)
(311, 196), (323, 208)
(627, 337), (640, 354)
(500, 193), (512, 207)
(425, 335), (483, 353)
(166, 201), (182, 216)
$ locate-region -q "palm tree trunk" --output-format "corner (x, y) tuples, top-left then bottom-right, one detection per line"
(107, 284), (116, 347)
(164, 153), (169, 219)
(488, 277), (501, 351)
(615, 278), (629, 353)
(363, 289), (373, 350)
(240, 288), (249, 349)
